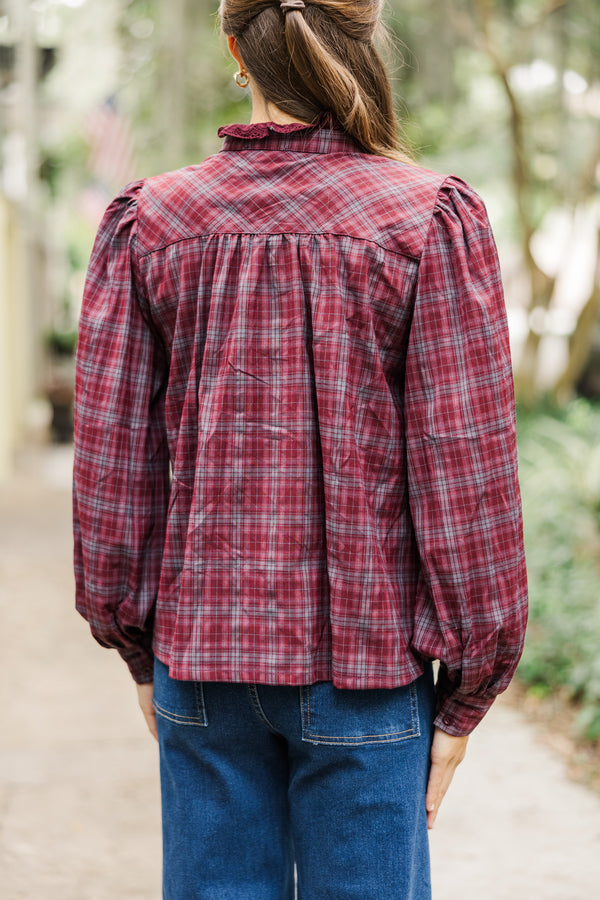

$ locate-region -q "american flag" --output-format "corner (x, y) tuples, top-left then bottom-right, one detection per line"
(83, 96), (138, 192)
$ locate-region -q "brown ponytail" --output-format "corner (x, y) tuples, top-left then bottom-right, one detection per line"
(219, 0), (412, 162)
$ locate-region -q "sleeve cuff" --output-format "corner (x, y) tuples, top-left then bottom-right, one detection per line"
(434, 689), (496, 736)
(117, 644), (155, 683)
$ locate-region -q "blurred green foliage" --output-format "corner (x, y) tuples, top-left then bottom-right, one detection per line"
(517, 399), (600, 740)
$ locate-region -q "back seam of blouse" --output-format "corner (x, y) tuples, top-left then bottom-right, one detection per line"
(136, 229), (423, 264)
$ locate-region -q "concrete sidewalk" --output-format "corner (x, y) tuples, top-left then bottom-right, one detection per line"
(1, 446), (599, 899)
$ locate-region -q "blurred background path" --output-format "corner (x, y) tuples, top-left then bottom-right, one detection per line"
(1, 447), (599, 900)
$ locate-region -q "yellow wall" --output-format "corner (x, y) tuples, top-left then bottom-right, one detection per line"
(0, 195), (34, 480)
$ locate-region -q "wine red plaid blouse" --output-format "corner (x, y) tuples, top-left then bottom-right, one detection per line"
(73, 116), (528, 735)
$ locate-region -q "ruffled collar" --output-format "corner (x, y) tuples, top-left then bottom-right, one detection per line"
(216, 112), (363, 157)
(218, 112), (332, 141)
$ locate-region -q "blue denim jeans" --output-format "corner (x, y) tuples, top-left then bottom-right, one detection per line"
(153, 657), (435, 899)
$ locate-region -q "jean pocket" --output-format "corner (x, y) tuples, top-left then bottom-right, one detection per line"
(300, 680), (420, 746)
(152, 657), (208, 727)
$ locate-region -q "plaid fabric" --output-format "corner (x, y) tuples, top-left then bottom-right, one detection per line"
(73, 117), (528, 735)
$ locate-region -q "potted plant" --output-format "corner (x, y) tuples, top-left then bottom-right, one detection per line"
(44, 313), (78, 443)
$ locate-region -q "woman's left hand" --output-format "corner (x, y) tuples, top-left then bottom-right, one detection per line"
(136, 682), (158, 741)
(426, 726), (469, 829)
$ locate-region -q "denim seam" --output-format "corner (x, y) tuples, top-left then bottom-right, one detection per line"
(300, 682), (421, 745)
(194, 682), (208, 725)
(153, 702), (207, 726)
(152, 682), (208, 726)
(247, 684), (281, 735)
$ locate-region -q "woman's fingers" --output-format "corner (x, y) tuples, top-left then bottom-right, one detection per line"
(136, 681), (158, 742)
(426, 726), (468, 829)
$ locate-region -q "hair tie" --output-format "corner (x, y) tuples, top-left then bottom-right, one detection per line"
(280, 0), (306, 13)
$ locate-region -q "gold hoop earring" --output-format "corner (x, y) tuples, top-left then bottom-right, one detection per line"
(234, 68), (250, 88)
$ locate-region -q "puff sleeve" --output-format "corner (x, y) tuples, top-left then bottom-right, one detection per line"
(73, 182), (170, 683)
(405, 176), (528, 735)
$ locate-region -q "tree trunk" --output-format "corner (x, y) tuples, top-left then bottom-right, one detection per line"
(552, 230), (600, 405)
(160, 0), (187, 168)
